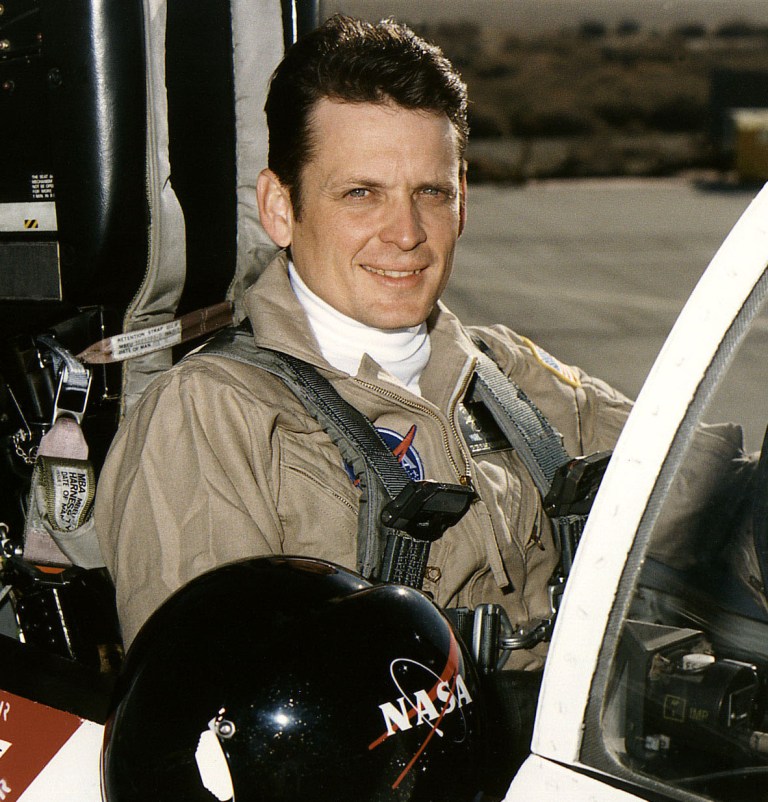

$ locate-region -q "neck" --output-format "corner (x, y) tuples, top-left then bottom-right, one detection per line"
(288, 262), (430, 395)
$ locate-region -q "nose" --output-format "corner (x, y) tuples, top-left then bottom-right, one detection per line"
(379, 197), (427, 251)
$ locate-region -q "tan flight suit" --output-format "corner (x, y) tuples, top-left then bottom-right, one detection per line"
(95, 252), (632, 661)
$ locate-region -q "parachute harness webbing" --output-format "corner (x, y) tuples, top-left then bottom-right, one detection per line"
(469, 339), (586, 569)
(470, 350), (569, 497)
(275, 350), (411, 496)
(270, 349), (438, 586)
(198, 327), (414, 580)
(199, 329), (581, 588)
(380, 536), (431, 589)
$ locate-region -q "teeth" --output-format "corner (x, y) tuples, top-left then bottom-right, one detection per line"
(362, 265), (423, 278)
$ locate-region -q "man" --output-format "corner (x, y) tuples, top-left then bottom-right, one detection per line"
(96, 16), (630, 660)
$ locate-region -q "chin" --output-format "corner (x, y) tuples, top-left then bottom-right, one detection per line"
(363, 301), (434, 331)
(370, 312), (430, 331)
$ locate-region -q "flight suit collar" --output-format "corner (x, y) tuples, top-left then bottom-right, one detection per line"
(420, 302), (477, 410)
(243, 251), (329, 369)
(243, 251), (479, 406)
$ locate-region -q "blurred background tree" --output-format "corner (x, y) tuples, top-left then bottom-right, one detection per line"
(408, 19), (768, 182)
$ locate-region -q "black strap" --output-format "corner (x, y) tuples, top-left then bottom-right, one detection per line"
(262, 350), (441, 586)
(275, 351), (411, 499)
(379, 537), (432, 590)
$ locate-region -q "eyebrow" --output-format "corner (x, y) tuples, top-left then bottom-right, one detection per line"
(331, 176), (459, 194)
(333, 177), (385, 190)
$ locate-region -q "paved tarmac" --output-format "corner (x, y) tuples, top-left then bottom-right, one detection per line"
(445, 178), (766, 444)
(446, 177), (768, 447)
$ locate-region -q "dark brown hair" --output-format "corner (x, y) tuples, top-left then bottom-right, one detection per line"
(265, 15), (469, 216)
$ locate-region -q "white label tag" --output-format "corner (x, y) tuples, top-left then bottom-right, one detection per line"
(48, 463), (93, 532)
(0, 201), (58, 232)
(109, 320), (183, 359)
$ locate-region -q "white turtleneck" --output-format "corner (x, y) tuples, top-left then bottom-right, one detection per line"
(288, 262), (431, 396)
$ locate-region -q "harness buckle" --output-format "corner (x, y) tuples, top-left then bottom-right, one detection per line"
(543, 451), (612, 517)
(448, 604), (555, 674)
(380, 480), (475, 542)
(52, 362), (92, 425)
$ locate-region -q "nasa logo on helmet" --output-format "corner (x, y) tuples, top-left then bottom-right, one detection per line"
(101, 556), (489, 801)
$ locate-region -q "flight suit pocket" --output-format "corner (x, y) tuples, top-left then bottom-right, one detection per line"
(275, 429), (359, 567)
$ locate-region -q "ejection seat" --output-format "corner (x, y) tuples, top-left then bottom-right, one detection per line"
(0, 0), (316, 697)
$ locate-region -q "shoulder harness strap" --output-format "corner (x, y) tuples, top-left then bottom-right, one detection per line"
(470, 335), (610, 578)
(470, 341), (569, 494)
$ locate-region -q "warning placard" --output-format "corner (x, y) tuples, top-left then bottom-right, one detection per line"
(0, 691), (83, 801)
(0, 202), (57, 233)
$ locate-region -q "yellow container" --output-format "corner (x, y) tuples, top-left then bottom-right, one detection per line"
(732, 109), (768, 182)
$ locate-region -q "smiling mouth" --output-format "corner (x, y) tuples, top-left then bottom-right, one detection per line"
(361, 265), (424, 278)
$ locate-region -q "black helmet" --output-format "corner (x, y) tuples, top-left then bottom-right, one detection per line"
(101, 556), (487, 801)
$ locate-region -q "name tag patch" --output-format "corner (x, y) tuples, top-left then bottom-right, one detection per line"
(457, 401), (511, 456)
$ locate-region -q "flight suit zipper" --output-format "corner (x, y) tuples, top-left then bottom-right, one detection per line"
(355, 362), (476, 486)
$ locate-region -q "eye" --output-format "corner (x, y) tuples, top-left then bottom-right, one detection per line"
(420, 186), (455, 201)
(346, 187), (370, 199)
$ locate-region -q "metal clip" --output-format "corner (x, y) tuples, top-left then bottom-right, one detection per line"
(36, 335), (92, 425)
(51, 361), (92, 425)
(548, 575), (566, 617)
(499, 617), (554, 652)
(0, 522), (20, 559)
(470, 603), (554, 673)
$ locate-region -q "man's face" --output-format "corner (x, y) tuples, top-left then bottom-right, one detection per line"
(281, 99), (465, 330)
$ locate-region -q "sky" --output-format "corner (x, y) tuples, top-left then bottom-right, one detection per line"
(319, 0), (768, 33)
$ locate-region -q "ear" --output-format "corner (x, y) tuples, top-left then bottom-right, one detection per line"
(458, 166), (468, 238)
(257, 169), (294, 248)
